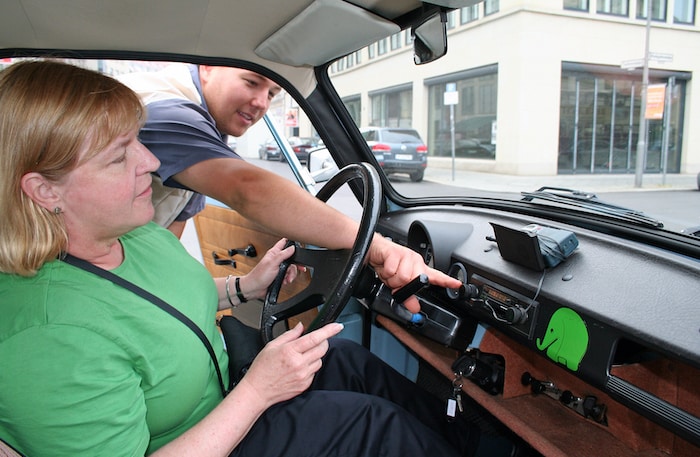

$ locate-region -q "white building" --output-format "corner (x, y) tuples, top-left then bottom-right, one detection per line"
(326, 0), (699, 177)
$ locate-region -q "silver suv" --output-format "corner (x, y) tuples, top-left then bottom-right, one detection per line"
(361, 127), (427, 182)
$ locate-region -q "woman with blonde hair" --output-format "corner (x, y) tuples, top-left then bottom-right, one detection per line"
(0, 60), (509, 457)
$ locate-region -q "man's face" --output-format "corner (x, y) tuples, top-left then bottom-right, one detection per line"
(199, 66), (282, 137)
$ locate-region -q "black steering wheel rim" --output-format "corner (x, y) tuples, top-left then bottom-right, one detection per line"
(260, 163), (381, 343)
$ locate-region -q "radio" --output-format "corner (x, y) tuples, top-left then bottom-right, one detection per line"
(467, 274), (539, 340)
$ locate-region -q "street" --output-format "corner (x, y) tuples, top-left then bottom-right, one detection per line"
(594, 190), (700, 233)
(394, 179), (700, 234)
(250, 158), (700, 234)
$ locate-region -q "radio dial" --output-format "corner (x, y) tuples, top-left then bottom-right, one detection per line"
(446, 262), (468, 300)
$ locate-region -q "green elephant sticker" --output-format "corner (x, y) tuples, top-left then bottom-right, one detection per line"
(536, 307), (588, 371)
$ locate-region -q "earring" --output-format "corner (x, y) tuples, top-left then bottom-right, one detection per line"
(53, 207), (62, 215)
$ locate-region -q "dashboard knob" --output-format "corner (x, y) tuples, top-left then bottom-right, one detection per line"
(446, 262), (468, 300)
(504, 305), (527, 324)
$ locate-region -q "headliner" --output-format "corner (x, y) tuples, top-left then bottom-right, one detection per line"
(0, 0), (431, 96)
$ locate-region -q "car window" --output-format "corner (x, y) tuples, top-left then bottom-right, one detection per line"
(39, 52), (692, 237)
(6, 0), (697, 238)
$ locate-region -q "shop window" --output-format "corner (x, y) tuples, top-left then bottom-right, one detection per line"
(485, 0), (499, 16)
(343, 96), (362, 127)
(674, 0), (696, 24)
(558, 64), (686, 174)
(636, 0), (667, 21)
(461, 5), (479, 23)
(390, 32), (402, 50)
(378, 38), (388, 55)
(369, 87), (413, 127)
(446, 10), (457, 29)
(427, 67), (498, 160)
(597, 0), (629, 16)
(564, 0), (589, 11)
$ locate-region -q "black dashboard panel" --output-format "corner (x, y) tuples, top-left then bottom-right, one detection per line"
(377, 205), (700, 445)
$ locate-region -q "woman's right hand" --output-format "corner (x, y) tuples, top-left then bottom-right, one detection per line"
(238, 238), (303, 301)
(236, 322), (344, 408)
(152, 323), (343, 456)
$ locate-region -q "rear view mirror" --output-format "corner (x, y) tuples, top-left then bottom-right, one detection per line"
(412, 11), (447, 65)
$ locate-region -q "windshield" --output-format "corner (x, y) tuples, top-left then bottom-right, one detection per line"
(323, 3), (699, 236)
(4, 3), (697, 237)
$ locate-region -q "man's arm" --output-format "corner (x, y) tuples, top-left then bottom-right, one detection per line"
(175, 157), (357, 249)
(175, 156), (461, 311)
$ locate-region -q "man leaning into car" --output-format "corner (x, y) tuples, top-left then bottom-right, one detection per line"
(119, 62), (464, 350)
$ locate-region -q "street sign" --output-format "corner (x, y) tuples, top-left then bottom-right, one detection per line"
(621, 58), (644, 70)
(444, 91), (458, 105)
(444, 83), (458, 105)
(649, 52), (673, 63)
(621, 52), (673, 70)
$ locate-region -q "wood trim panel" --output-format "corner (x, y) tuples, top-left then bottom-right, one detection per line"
(376, 315), (699, 457)
(194, 204), (316, 329)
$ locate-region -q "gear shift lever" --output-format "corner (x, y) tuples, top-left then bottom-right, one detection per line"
(390, 274), (429, 324)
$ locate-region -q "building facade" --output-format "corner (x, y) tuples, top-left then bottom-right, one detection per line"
(328, 0), (699, 176)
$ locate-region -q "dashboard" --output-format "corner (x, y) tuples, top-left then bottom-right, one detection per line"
(376, 205), (700, 449)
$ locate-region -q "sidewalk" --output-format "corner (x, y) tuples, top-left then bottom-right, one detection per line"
(425, 158), (698, 193)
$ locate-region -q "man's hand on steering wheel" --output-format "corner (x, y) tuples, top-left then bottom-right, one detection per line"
(260, 163), (462, 342)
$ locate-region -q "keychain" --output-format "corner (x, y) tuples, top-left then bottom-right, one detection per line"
(446, 372), (464, 421)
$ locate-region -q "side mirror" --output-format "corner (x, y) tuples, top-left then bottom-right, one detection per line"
(412, 11), (447, 65)
(307, 147), (339, 182)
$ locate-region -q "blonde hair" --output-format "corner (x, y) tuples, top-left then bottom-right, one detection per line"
(0, 60), (144, 275)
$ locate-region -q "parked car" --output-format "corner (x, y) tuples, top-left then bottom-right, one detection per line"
(2, 2), (699, 457)
(258, 139), (282, 161)
(288, 136), (318, 164)
(361, 127), (428, 182)
(259, 137), (317, 163)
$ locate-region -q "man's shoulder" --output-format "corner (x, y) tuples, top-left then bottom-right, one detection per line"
(118, 63), (202, 105)
(145, 97), (210, 125)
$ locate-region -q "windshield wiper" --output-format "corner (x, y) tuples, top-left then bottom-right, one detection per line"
(521, 186), (664, 228)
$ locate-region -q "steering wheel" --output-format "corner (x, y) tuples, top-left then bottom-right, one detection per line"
(260, 163), (381, 343)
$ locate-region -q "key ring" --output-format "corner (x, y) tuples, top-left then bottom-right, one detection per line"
(452, 374), (463, 391)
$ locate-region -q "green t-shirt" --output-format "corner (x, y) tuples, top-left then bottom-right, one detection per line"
(0, 223), (229, 456)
